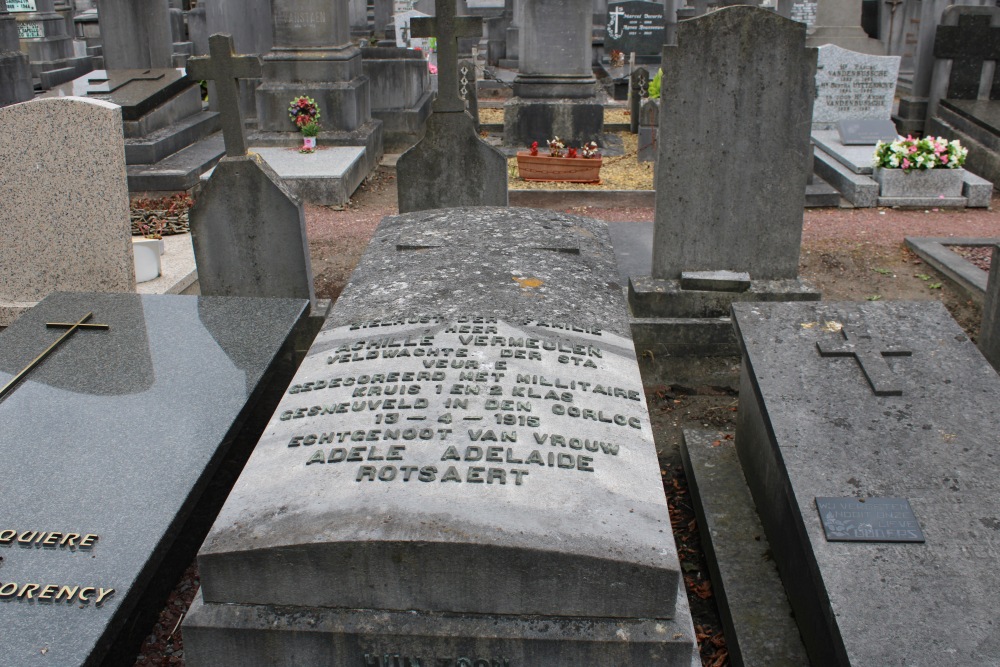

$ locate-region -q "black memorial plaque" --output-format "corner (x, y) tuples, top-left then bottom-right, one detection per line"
(837, 118), (899, 145)
(605, 1), (666, 56)
(816, 497), (925, 543)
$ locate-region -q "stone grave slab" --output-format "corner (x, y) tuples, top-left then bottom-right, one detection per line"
(732, 300), (1000, 667)
(184, 207), (698, 665)
(255, 146), (369, 206)
(45, 68), (191, 121)
(0, 291), (308, 666)
(680, 430), (810, 667)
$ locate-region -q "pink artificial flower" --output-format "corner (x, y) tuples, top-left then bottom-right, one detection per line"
(428, 62), (438, 74)
(902, 158), (911, 169)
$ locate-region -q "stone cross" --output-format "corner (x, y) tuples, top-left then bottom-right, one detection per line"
(186, 33), (263, 157)
(0, 312), (110, 403)
(817, 328), (912, 396)
(934, 13), (1000, 100)
(411, 0), (482, 112)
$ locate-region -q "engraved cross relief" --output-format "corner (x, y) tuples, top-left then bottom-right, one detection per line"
(816, 328), (912, 396)
(186, 33), (264, 157)
(85, 70), (165, 95)
(411, 0), (483, 112)
(0, 312), (110, 403)
(933, 13), (1000, 100)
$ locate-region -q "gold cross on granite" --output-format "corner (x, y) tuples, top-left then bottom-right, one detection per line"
(0, 312), (110, 402)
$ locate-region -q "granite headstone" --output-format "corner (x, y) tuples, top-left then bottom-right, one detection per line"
(733, 300), (1000, 666)
(0, 291), (307, 666)
(980, 244), (1000, 372)
(812, 44), (899, 130)
(605, 0), (666, 56)
(0, 97), (135, 326)
(183, 207), (698, 665)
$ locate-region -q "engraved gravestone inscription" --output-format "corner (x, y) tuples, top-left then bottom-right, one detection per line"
(813, 44), (900, 128)
(184, 207), (696, 665)
(816, 497), (925, 542)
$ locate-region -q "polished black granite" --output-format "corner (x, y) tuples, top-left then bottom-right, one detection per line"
(0, 292), (307, 667)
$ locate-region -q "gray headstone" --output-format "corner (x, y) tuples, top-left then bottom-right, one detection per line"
(183, 206), (698, 665)
(813, 44), (900, 129)
(732, 300), (1000, 666)
(189, 154), (316, 307)
(0, 1), (33, 106)
(637, 97), (658, 162)
(200, 0), (271, 116)
(95, 0), (174, 69)
(804, 0), (883, 54)
(980, 244), (1000, 373)
(11, 0), (91, 88)
(0, 97), (135, 326)
(398, 0), (506, 212)
(652, 7), (816, 280)
(0, 291), (307, 667)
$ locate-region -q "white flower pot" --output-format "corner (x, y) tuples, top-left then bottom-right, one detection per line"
(133, 238), (162, 283)
(874, 167), (965, 198)
(302, 136), (317, 150)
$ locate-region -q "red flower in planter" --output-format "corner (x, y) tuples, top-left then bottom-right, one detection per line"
(567, 147), (578, 158)
(529, 141), (539, 157)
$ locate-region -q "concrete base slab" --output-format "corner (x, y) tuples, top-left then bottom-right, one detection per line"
(200, 146), (369, 207)
(125, 110), (220, 164)
(127, 133), (225, 192)
(877, 195), (967, 208)
(184, 578), (701, 667)
(629, 276), (821, 319)
(254, 146), (367, 206)
(904, 236), (994, 304)
(812, 130), (877, 175)
(681, 429), (810, 667)
(631, 315), (742, 357)
(813, 145), (878, 207)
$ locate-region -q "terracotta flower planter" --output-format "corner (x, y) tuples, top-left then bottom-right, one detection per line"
(516, 152), (603, 183)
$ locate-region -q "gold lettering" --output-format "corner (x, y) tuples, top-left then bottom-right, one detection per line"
(37, 584), (57, 601)
(95, 588), (115, 605)
(18, 583), (39, 599)
(77, 587), (95, 602)
(78, 534), (98, 549)
(60, 533), (80, 547)
(56, 585), (79, 602)
(42, 532), (60, 547)
(0, 582), (17, 597)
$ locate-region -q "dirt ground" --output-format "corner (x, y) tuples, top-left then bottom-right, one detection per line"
(135, 171), (999, 666)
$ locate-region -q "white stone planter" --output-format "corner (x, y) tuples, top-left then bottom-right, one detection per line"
(133, 238), (162, 283)
(874, 167), (965, 198)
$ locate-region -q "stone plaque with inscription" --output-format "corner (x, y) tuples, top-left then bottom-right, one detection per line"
(732, 300), (1000, 666)
(605, 1), (666, 56)
(0, 292), (307, 667)
(813, 44), (900, 129)
(816, 497), (924, 542)
(184, 207), (698, 666)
